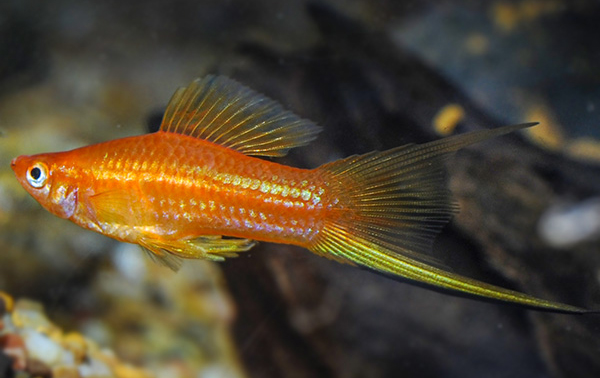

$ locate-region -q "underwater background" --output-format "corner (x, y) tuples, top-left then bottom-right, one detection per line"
(1, 0), (600, 377)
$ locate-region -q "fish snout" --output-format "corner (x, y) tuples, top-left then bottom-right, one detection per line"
(10, 156), (23, 174)
(10, 155), (27, 173)
(10, 155), (32, 173)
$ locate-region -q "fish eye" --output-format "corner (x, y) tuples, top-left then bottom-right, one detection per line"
(26, 162), (48, 188)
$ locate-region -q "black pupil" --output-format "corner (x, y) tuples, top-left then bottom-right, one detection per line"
(30, 167), (41, 180)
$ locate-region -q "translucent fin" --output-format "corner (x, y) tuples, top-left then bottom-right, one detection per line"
(89, 190), (139, 226)
(141, 245), (184, 271)
(312, 123), (586, 312)
(139, 235), (256, 271)
(317, 123), (538, 265)
(160, 75), (322, 157)
(313, 226), (585, 312)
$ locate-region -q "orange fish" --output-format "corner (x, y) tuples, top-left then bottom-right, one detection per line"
(11, 75), (586, 313)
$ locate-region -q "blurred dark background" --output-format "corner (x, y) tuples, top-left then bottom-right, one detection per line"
(1, 1), (600, 377)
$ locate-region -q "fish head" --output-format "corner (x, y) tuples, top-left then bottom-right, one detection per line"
(11, 153), (79, 219)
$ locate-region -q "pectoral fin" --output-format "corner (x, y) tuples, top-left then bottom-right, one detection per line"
(89, 189), (140, 226)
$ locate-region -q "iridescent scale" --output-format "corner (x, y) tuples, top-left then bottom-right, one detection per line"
(85, 132), (329, 247)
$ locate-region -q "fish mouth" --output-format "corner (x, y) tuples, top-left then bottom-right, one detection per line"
(10, 155), (30, 172)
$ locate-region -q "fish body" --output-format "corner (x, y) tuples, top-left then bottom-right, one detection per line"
(11, 75), (588, 313)
(18, 132), (329, 248)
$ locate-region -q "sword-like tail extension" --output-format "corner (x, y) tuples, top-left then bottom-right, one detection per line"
(311, 123), (587, 313)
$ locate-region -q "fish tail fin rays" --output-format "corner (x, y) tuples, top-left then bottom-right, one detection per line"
(310, 123), (587, 313)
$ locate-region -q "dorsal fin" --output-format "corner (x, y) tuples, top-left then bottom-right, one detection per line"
(160, 75), (322, 157)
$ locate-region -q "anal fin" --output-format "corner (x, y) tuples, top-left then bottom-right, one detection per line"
(139, 235), (256, 271)
(141, 245), (184, 271)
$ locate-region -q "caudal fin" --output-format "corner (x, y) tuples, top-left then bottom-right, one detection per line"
(310, 123), (587, 313)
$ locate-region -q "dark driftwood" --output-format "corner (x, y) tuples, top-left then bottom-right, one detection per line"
(221, 4), (600, 378)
